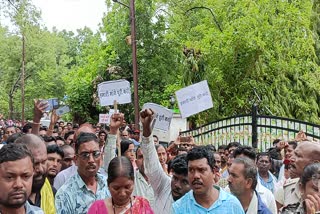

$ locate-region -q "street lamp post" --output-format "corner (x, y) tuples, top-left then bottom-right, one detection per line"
(113, 0), (139, 129)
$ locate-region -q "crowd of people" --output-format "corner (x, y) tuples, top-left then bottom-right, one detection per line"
(0, 101), (320, 214)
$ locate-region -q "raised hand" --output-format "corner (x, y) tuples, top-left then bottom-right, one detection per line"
(50, 109), (60, 125)
(305, 194), (320, 214)
(33, 99), (49, 123)
(109, 113), (124, 135)
(140, 108), (155, 137)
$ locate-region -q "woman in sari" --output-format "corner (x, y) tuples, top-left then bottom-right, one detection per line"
(88, 156), (154, 214)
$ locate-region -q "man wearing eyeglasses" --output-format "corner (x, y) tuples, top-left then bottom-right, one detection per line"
(55, 132), (110, 214)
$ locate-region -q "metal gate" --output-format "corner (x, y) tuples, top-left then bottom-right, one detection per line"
(180, 105), (320, 151)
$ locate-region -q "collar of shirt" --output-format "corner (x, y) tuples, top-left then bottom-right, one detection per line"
(25, 201), (44, 214)
(75, 173), (106, 193)
(189, 186), (228, 211)
(246, 191), (258, 214)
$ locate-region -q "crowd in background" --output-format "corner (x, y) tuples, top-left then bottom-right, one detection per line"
(0, 101), (320, 214)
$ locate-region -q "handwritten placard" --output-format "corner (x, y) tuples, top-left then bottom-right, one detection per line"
(99, 109), (119, 124)
(175, 80), (213, 118)
(143, 103), (173, 132)
(99, 114), (110, 124)
(98, 80), (131, 106)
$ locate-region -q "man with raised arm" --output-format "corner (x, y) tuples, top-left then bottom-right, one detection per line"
(140, 109), (191, 214)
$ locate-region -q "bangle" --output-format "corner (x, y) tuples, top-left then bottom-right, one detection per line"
(32, 121), (41, 125)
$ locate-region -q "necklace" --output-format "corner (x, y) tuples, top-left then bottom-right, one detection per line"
(112, 197), (132, 214)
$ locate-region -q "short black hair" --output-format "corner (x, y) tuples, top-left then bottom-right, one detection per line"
(257, 152), (271, 162)
(39, 126), (48, 131)
(227, 142), (241, 150)
(0, 144), (34, 164)
(55, 136), (65, 143)
(6, 132), (25, 144)
(75, 132), (98, 154)
(272, 139), (281, 146)
(43, 136), (56, 143)
(22, 123), (32, 133)
(288, 141), (298, 149)
(64, 130), (75, 140)
(47, 144), (64, 159)
(233, 146), (256, 162)
(186, 146), (215, 171)
(98, 130), (107, 140)
(171, 154), (188, 175)
(218, 145), (227, 150)
(153, 135), (159, 141)
(107, 156), (134, 185)
(206, 144), (216, 152)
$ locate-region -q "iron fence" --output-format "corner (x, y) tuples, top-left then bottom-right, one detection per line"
(180, 105), (320, 151)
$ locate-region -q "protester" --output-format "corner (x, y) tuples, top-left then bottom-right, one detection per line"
(46, 145), (64, 185)
(153, 135), (159, 145)
(59, 144), (75, 170)
(133, 146), (155, 208)
(0, 144), (44, 214)
(15, 134), (56, 214)
(280, 162), (320, 213)
(64, 130), (75, 145)
(231, 146), (278, 214)
(256, 152), (278, 194)
(88, 156), (154, 213)
(156, 144), (168, 174)
(55, 132), (110, 214)
(228, 157), (272, 214)
(140, 109), (191, 214)
(120, 139), (137, 169)
(282, 141), (320, 207)
(98, 129), (107, 151)
(172, 146), (244, 213)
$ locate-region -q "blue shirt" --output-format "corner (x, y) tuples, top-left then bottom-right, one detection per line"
(172, 186), (245, 214)
(55, 172), (110, 214)
(258, 171), (277, 193)
(25, 201), (44, 214)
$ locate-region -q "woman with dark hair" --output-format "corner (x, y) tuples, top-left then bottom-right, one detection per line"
(281, 162), (320, 213)
(120, 139), (137, 169)
(88, 156), (154, 214)
(155, 144), (168, 174)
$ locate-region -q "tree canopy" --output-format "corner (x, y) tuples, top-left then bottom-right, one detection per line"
(0, 0), (319, 125)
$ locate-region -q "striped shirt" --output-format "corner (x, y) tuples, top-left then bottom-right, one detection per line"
(141, 136), (173, 214)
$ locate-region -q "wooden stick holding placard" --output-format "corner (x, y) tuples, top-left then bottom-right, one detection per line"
(113, 100), (121, 157)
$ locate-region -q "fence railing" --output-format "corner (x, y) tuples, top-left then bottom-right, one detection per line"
(180, 105), (320, 151)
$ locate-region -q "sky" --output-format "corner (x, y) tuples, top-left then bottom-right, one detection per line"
(33, 0), (108, 32)
(1, 0), (108, 33)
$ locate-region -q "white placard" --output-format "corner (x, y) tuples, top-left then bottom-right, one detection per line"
(99, 114), (110, 124)
(143, 103), (173, 132)
(99, 109), (119, 124)
(175, 80), (213, 118)
(98, 80), (131, 106)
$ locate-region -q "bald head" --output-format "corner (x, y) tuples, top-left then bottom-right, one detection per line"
(290, 141), (320, 177)
(15, 134), (46, 151)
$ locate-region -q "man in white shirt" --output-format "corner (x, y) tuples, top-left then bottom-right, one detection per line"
(140, 109), (191, 214)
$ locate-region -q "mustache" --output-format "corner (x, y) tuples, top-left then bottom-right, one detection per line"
(86, 164), (96, 169)
(192, 180), (203, 185)
(9, 190), (27, 197)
